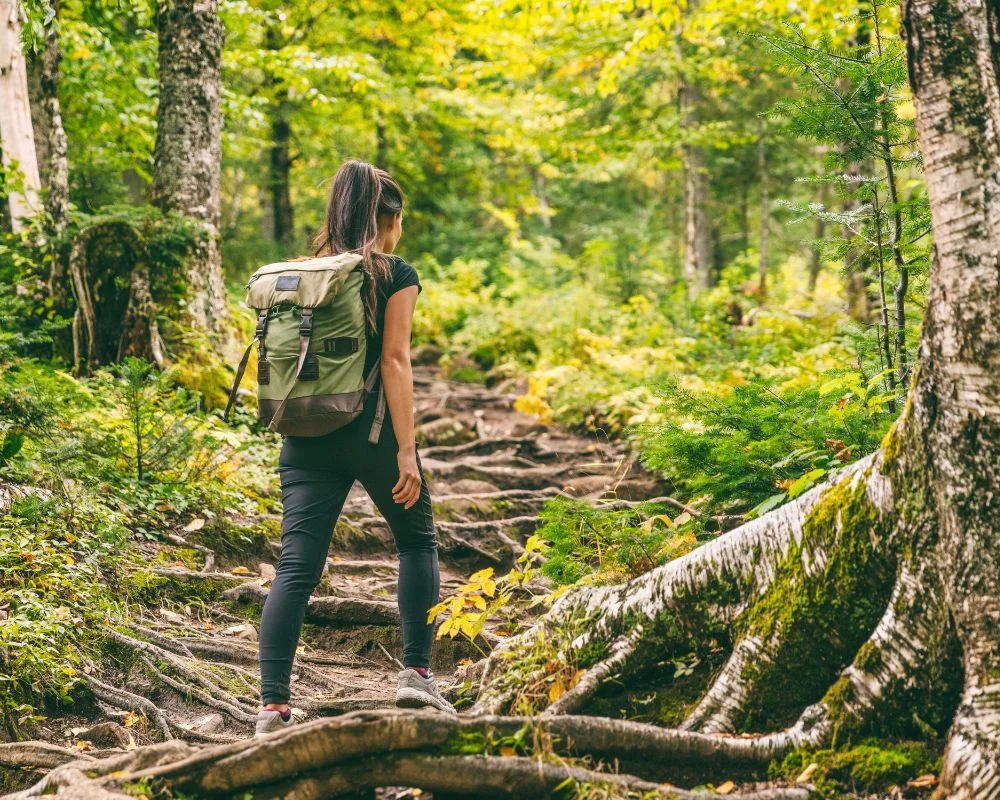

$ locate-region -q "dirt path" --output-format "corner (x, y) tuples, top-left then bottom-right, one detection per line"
(5, 363), (665, 778)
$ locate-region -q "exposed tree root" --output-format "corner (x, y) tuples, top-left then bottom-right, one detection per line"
(543, 626), (645, 717)
(9, 710), (813, 799)
(0, 741), (96, 770)
(681, 633), (779, 734)
(82, 674), (173, 740)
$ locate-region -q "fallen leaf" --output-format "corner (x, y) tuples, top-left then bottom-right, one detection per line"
(674, 511), (693, 525)
(183, 518), (206, 532)
(456, 658), (473, 667)
(715, 780), (736, 795)
(548, 680), (565, 703)
(499, 746), (517, 757)
(124, 732), (137, 751)
(231, 566), (251, 576)
(123, 712), (142, 728)
(796, 763), (819, 783)
(75, 740), (94, 751)
(222, 624), (247, 636)
(108, 770), (132, 779)
(908, 775), (937, 788)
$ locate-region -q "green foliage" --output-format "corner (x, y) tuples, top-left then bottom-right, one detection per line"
(639, 358), (894, 514)
(537, 497), (702, 585)
(0, 492), (128, 735)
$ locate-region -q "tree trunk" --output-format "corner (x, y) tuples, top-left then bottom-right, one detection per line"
(682, 143), (712, 300)
(268, 96), (295, 253)
(0, 0), (42, 231)
(680, 74), (712, 301)
(152, 0), (226, 338)
(757, 122), (769, 300)
(900, 1), (1000, 794)
(30, 0), (67, 235)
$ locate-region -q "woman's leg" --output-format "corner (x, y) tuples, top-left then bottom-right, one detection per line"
(356, 462), (439, 669)
(259, 465), (351, 705)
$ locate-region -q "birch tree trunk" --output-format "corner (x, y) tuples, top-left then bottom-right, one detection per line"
(900, 1), (1000, 794)
(680, 75), (712, 300)
(152, 0), (227, 338)
(0, 0), (41, 231)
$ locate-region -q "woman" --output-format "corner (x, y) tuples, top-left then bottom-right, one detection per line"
(255, 161), (454, 735)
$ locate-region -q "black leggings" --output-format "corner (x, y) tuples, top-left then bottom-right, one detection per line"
(259, 395), (439, 705)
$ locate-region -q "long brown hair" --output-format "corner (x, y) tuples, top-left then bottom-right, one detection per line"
(313, 160), (404, 332)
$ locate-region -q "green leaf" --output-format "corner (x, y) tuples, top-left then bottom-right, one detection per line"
(788, 468), (826, 498)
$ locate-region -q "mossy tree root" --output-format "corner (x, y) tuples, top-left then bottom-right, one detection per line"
(681, 632), (780, 734)
(472, 453), (961, 777)
(473, 457), (873, 716)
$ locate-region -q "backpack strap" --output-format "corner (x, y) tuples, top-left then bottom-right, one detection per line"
(266, 307), (314, 433)
(224, 309), (269, 422)
(367, 368), (385, 445)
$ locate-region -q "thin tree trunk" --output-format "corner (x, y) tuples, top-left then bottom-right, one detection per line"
(268, 97), (294, 252)
(263, 23), (294, 254)
(533, 168), (551, 230)
(807, 184), (827, 295)
(757, 121), (769, 300)
(0, 0), (42, 231)
(682, 143), (712, 299)
(152, 0), (226, 337)
(679, 71), (712, 300)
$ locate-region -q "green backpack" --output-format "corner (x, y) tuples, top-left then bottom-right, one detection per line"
(224, 252), (384, 441)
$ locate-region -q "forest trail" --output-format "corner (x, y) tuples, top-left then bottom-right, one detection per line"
(8, 357), (664, 771)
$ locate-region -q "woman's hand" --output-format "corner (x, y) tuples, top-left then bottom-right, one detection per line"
(393, 447), (422, 509)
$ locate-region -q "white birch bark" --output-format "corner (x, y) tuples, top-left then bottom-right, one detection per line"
(0, 0), (41, 230)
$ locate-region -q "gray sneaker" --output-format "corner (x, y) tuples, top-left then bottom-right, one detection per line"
(395, 669), (457, 714)
(255, 709), (294, 736)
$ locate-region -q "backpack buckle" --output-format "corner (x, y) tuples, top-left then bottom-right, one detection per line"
(298, 308), (314, 337)
(255, 310), (268, 339)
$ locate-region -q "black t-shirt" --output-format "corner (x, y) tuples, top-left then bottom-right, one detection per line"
(364, 256), (421, 375)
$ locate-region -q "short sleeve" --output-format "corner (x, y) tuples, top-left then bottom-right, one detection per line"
(389, 258), (421, 297)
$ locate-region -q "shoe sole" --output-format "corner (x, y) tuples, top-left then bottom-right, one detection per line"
(395, 686), (457, 714)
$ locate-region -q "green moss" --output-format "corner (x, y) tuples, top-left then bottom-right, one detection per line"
(770, 739), (942, 797)
(854, 640), (881, 673)
(736, 474), (897, 731)
(154, 547), (202, 570)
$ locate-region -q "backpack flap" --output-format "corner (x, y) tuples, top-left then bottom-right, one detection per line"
(246, 252), (364, 311)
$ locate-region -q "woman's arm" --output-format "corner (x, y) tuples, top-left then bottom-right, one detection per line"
(381, 285), (421, 509)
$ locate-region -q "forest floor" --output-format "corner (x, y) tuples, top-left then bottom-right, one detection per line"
(2, 356), (675, 796)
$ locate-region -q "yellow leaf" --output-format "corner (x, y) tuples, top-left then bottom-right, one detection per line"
(123, 711), (142, 728)
(499, 745), (517, 756)
(231, 566), (251, 576)
(108, 771), (132, 779)
(548, 679), (566, 703)
(569, 669), (586, 689)
(715, 780), (736, 795)
(908, 775), (937, 788)
(641, 513), (673, 531)
(796, 763), (819, 784)
(456, 658), (473, 667)
(183, 518), (206, 533)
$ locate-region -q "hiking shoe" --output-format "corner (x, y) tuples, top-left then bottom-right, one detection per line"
(395, 669), (457, 714)
(255, 709), (294, 736)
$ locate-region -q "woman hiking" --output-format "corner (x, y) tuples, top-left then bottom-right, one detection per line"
(255, 161), (455, 736)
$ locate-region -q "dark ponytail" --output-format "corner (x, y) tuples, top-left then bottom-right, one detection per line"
(314, 160), (404, 332)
